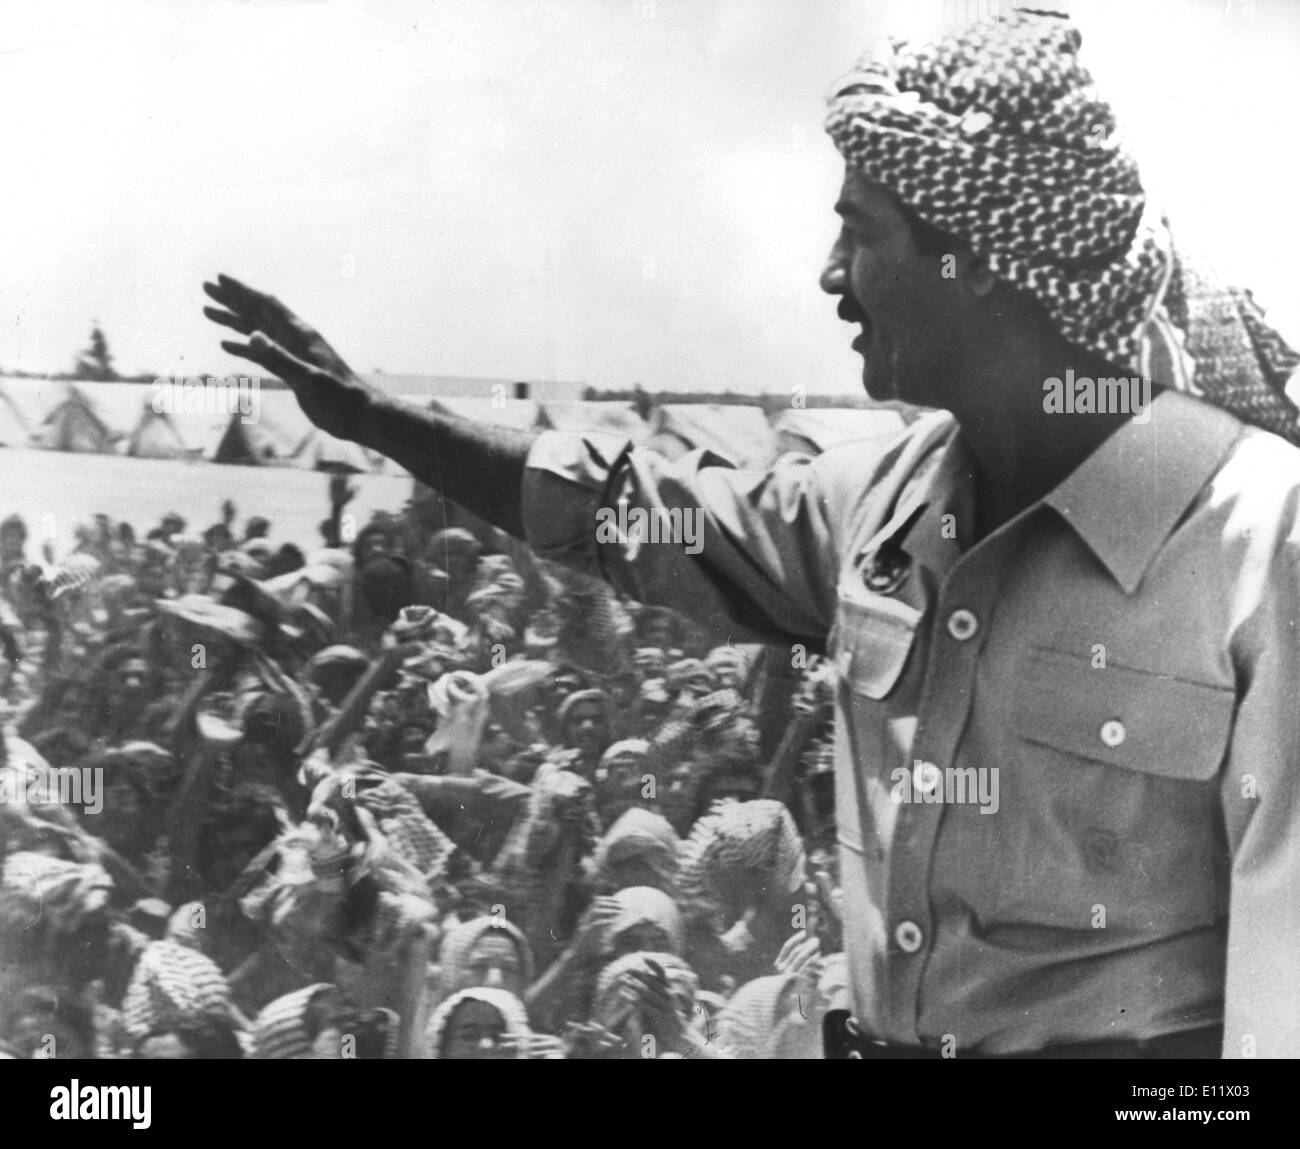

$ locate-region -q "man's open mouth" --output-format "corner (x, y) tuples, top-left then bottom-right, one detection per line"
(838, 296), (870, 346)
(837, 297), (865, 324)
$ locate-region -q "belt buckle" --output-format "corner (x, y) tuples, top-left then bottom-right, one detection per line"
(823, 1010), (872, 1059)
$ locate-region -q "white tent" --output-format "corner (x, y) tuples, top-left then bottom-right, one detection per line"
(770, 407), (907, 457)
(126, 406), (228, 459)
(78, 382), (156, 450)
(646, 404), (777, 468)
(28, 382), (118, 453)
(0, 381), (35, 447)
(211, 390), (314, 465)
(0, 379), (66, 442)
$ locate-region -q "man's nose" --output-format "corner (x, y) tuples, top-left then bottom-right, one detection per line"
(483, 966), (504, 987)
(820, 241), (848, 295)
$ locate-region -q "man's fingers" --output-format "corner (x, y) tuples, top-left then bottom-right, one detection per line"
(217, 272), (296, 326)
(202, 279), (237, 307)
(220, 339), (262, 365)
(203, 306), (255, 335)
(215, 272), (269, 308)
(220, 333), (316, 387)
(210, 273), (296, 339)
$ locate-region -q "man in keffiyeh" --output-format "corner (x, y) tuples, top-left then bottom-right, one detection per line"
(822, 8), (1300, 440)
(206, 7), (1300, 1058)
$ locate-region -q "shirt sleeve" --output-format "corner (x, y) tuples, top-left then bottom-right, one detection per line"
(521, 430), (842, 649)
(1220, 547), (1300, 1058)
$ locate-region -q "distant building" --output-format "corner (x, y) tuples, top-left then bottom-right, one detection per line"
(362, 373), (585, 403)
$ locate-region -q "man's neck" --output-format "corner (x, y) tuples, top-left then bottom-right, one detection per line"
(946, 337), (1141, 543)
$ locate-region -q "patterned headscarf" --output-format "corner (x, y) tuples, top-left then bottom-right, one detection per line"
(437, 915), (536, 997)
(679, 800), (806, 920)
(0, 852), (113, 954)
(605, 885), (685, 956)
(664, 659), (716, 697)
(250, 983), (336, 1059)
(119, 939), (236, 1042)
(354, 775), (458, 883)
(824, 8), (1300, 443)
(424, 987), (532, 1059)
(590, 808), (679, 892)
(1153, 256), (1300, 443)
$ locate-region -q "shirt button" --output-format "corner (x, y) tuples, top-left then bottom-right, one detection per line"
(894, 920), (924, 954)
(946, 608), (978, 641)
(1100, 719), (1126, 748)
(912, 760), (942, 796)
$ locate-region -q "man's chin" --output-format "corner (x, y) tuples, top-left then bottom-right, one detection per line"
(860, 363), (898, 404)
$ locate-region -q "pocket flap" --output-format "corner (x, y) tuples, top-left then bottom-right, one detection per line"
(834, 588), (922, 701)
(1016, 647), (1234, 780)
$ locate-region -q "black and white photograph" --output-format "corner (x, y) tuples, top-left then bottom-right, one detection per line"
(0, 0), (1295, 1103)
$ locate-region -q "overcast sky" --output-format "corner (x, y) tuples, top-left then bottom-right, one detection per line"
(2, 0), (1297, 395)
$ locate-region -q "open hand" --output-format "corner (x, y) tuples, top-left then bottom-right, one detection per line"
(202, 273), (385, 443)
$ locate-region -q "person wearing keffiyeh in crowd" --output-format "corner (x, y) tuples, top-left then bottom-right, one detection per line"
(424, 986), (544, 1060)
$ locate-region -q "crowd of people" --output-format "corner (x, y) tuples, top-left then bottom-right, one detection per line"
(0, 475), (844, 1058)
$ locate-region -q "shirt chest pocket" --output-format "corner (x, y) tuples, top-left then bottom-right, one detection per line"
(1015, 646), (1235, 780)
(832, 577), (923, 702)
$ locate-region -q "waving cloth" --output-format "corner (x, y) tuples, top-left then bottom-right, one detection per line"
(824, 8), (1300, 444)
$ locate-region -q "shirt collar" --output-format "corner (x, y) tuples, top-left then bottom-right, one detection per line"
(1042, 391), (1241, 594)
(871, 392), (1241, 595)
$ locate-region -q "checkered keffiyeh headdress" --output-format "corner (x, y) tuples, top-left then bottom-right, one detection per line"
(679, 800), (806, 921)
(119, 939), (236, 1041)
(825, 8), (1300, 444)
(251, 983), (336, 1060)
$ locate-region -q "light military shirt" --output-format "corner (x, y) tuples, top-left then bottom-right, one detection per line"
(521, 390), (1300, 1058)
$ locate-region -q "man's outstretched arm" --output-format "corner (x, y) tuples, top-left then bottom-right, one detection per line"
(202, 273), (536, 537)
(203, 271), (858, 649)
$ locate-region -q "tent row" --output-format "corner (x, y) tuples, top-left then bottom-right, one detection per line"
(0, 379), (908, 473)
